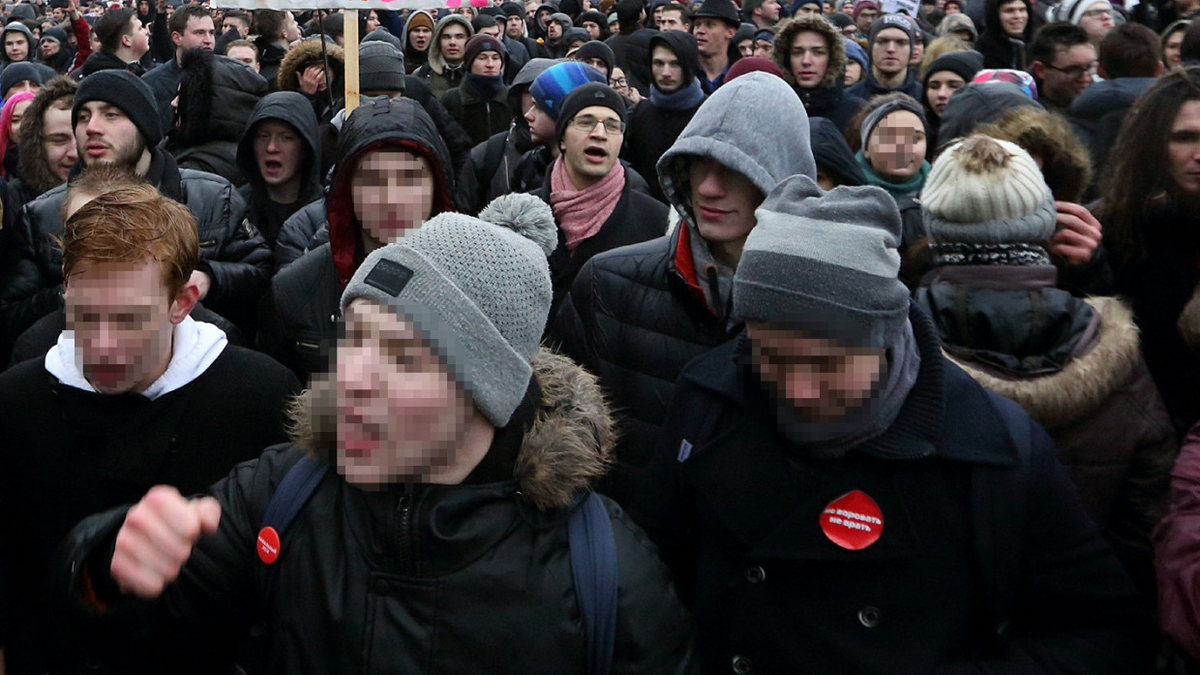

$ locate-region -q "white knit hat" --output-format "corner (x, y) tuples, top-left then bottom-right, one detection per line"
(921, 134), (1057, 247)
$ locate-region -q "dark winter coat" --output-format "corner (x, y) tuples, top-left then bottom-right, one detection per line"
(631, 304), (1152, 675)
(622, 96), (700, 203)
(0, 148), (270, 351)
(846, 67), (922, 102)
(413, 15), (473, 99)
(77, 49), (143, 78)
(257, 96), (455, 384)
(974, 0), (1037, 69)
(273, 200), (328, 270)
(916, 266), (1178, 596)
(1067, 76), (1153, 172)
(277, 39), (346, 125)
(441, 79), (513, 147)
(0, 343), (299, 675)
(456, 121), (535, 216)
(533, 164), (668, 321)
(55, 351), (697, 675)
(773, 15), (866, 132)
(1156, 422), (1200, 662)
(235, 91), (324, 248)
(140, 57), (182, 142)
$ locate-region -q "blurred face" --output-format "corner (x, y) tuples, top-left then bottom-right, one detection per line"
(40, 37), (59, 57)
(506, 14), (526, 38)
(844, 59), (863, 84)
(753, 38), (772, 57)
(790, 30), (829, 88)
(254, 119), (303, 189)
(1166, 29), (1185, 69)
(50, 7), (64, 20)
(174, 14), (215, 51)
(654, 3), (665, 23)
(5, 32), (28, 61)
(747, 321), (887, 421)
(8, 97), (30, 136)
(693, 17), (735, 57)
(226, 44), (259, 70)
(409, 25), (432, 50)
(840, 21), (858, 37)
(335, 299), (470, 487)
(547, 21), (562, 38)
(1077, 0), (1113, 42)
(471, 49), (503, 75)
(659, 9), (688, 30)
(864, 110), (926, 181)
(560, 104), (624, 186)
(65, 261), (186, 395)
(352, 149), (435, 249)
(581, 55), (609, 76)
(871, 27), (910, 75)
(925, 69), (965, 115)
(944, 1), (960, 11)
(1036, 43), (1095, 106)
(688, 156), (764, 247)
(440, 24), (468, 61)
(582, 19), (601, 38)
(43, 102), (77, 182)
(737, 38), (754, 57)
(1169, 100), (1200, 201)
(997, 0), (1027, 36)
(525, 101), (555, 146)
(651, 44), (684, 92)
(75, 101), (147, 170)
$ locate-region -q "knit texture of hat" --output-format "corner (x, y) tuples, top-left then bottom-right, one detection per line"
(530, 61), (607, 119)
(359, 41), (406, 92)
(853, 0), (878, 16)
(922, 50), (983, 87)
(341, 193), (557, 427)
(73, 69), (162, 147)
(573, 40), (615, 74)
(463, 33), (506, 68)
(1, 61), (41, 95)
(407, 10), (435, 33)
(554, 82), (627, 140)
(868, 14), (915, 49)
(733, 174), (910, 349)
(921, 134), (1056, 247)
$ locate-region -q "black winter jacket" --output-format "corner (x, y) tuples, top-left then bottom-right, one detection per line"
(621, 96), (700, 203)
(631, 304), (1152, 675)
(441, 80), (514, 147)
(0, 149), (270, 356)
(57, 352), (697, 675)
(256, 242), (340, 383)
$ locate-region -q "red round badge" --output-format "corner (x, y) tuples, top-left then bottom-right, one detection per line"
(820, 490), (884, 550)
(257, 526), (281, 564)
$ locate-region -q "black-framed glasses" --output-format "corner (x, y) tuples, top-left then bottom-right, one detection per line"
(571, 115), (626, 134)
(1043, 61), (1095, 79)
(609, 77), (627, 87)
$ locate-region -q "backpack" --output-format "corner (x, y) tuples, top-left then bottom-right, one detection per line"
(258, 456), (618, 675)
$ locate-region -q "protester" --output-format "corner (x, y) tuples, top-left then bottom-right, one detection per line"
(974, 0), (1033, 68)
(11, 75), (75, 211)
(1030, 21), (1095, 114)
(920, 49), (981, 149)
(936, 11), (977, 43)
(510, 60), (607, 193)
(1162, 19), (1189, 70)
(554, 72), (815, 505)
(0, 174), (299, 674)
(843, 35), (867, 84)
(142, 3), (215, 135)
(772, 15), (865, 131)
(623, 30), (704, 201)
(257, 96), (455, 383)
(852, 93), (930, 200)
(917, 134), (1177, 600)
(847, 15), (923, 100)
(629, 169), (1150, 675)
(401, 8), (435, 74)
(1054, 0), (1116, 45)
(78, 6), (149, 76)
(250, 8), (300, 88)
(235, 91), (322, 251)
(277, 37), (344, 124)
(853, 0), (880, 35)
(692, 0), (741, 92)
(442, 33), (512, 145)
(414, 14), (473, 98)
(0, 89), (34, 180)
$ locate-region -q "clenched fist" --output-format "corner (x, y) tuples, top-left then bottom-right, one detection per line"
(110, 486), (221, 599)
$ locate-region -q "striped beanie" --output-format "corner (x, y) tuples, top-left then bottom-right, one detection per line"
(529, 61), (608, 119)
(733, 174), (909, 349)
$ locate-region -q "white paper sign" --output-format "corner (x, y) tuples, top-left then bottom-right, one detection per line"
(881, 0), (920, 15)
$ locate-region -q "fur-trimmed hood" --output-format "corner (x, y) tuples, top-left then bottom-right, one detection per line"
(772, 15), (846, 90)
(174, 49), (269, 146)
(940, 294), (1142, 431)
(426, 14), (474, 76)
(973, 104), (1091, 203)
(277, 38), (345, 94)
(289, 348), (614, 511)
(16, 74), (75, 199)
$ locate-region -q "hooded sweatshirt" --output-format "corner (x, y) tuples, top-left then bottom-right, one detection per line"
(236, 91), (324, 248)
(773, 15), (865, 132)
(974, 0), (1035, 69)
(415, 14), (474, 99)
(402, 9), (437, 74)
(658, 71), (817, 322)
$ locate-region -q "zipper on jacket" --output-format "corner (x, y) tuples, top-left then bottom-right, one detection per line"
(704, 263), (721, 310)
(395, 483), (414, 572)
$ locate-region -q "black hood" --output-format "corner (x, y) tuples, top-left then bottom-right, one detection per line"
(236, 90), (323, 202)
(649, 29), (699, 85)
(809, 117), (867, 186)
(936, 81), (1042, 152)
(625, 29), (658, 94)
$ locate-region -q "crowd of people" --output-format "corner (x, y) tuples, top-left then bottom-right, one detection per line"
(1, 0), (1200, 670)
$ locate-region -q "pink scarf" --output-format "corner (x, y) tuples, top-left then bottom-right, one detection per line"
(0, 90), (35, 178)
(549, 155), (625, 251)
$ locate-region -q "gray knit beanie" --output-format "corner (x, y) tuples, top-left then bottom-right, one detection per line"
(921, 134), (1056, 248)
(340, 193), (557, 427)
(733, 174), (910, 349)
(359, 41), (406, 93)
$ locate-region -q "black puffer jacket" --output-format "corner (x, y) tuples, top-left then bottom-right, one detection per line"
(441, 79), (513, 147)
(236, 91), (325, 248)
(257, 96), (456, 384)
(0, 148), (270, 352)
(57, 351), (697, 675)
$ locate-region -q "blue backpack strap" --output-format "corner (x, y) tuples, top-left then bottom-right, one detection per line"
(568, 492), (619, 675)
(261, 456), (329, 536)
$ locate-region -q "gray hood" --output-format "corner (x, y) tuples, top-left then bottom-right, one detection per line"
(657, 72), (816, 318)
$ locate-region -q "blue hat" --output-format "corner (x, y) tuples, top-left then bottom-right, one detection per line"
(529, 61), (607, 120)
(843, 37), (868, 69)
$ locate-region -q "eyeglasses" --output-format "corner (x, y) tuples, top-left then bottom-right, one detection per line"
(1043, 61), (1095, 79)
(609, 77), (627, 87)
(1081, 7), (1111, 18)
(571, 115), (626, 134)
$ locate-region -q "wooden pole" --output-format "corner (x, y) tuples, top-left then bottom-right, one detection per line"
(344, 9), (360, 114)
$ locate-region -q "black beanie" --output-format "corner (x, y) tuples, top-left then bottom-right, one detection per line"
(921, 50), (983, 88)
(73, 70), (162, 147)
(554, 82), (627, 140)
(649, 30), (699, 85)
(573, 40), (615, 76)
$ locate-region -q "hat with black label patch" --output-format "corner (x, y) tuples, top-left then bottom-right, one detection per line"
(341, 193), (557, 426)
